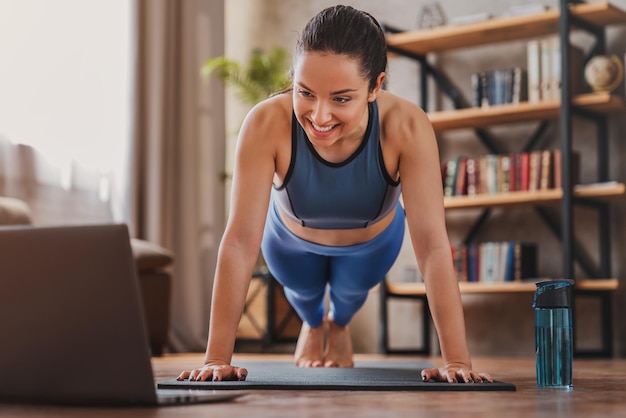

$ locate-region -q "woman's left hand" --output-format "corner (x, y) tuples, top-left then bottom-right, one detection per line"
(420, 362), (493, 384)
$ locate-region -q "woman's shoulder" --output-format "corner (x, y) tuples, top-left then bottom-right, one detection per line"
(237, 91), (293, 149)
(244, 91), (293, 129)
(376, 90), (432, 140)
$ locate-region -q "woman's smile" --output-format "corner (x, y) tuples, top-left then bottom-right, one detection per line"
(309, 120), (339, 137)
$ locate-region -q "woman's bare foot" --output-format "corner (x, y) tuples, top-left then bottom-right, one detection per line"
(323, 317), (354, 368)
(294, 321), (325, 367)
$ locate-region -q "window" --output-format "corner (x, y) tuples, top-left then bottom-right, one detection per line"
(0, 0), (132, 220)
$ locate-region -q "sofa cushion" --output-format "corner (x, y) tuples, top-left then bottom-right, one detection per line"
(130, 238), (174, 271)
(0, 197), (33, 226)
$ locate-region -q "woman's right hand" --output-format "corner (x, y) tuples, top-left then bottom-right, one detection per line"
(176, 361), (248, 382)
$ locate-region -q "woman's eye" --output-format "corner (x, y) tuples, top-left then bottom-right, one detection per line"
(334, 97), (350, 103)
(298, 90), (313, 97)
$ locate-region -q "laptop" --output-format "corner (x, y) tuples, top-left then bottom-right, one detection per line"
(0, 223), (243, 406)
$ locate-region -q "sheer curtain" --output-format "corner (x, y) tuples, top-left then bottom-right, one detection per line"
(0, 0), (226, 352)
(131, 0), (226, 351)
(0, 0), (132, 224)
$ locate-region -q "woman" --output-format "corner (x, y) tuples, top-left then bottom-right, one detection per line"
(177, 4), (492, 384)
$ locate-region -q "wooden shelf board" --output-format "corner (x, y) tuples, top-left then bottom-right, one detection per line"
(575, 279), (620, 291)
(429, 93), (625, 132)
(386, 2), (626, 55)
(444, 182), (626, 210)
(386, 278), (618, 296)
(574, 181), (626, 198)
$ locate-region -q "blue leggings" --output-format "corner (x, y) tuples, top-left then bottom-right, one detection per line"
(261, 201), (405, 327)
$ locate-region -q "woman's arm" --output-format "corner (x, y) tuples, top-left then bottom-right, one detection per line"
(177, 99), (286, 382)
(392, 100), (492, 383)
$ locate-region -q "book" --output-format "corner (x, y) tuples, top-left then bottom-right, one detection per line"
(527, 40), (542, 102)
(494, 242), (507, 282)
(503, 242), (515, 282)
(500, 155), (511, 193)
(511, 67), (528, 103)
(479, 156), (489, 195)
(486, 154), (499, 194)
(466, 157), (478, 196)
(528, 150), (542, 191)
(540, 38), (553, 101)
(547, 37), (585, 101)
(443, 157), (459, 196)
(470, 73), (482, 108)
(480, 71), (490, 108)
(520, 152), (530, 191)
(467, 243), (479, 283)
(481, 242), (495, 282)
(455, 156), (468, 196)
(539, 149), (553, 190)
(490, 69), (507, 106)
(508, 153), (516, 192)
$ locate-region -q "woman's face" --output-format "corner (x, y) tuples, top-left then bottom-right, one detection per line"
(292, 52), (380, 149)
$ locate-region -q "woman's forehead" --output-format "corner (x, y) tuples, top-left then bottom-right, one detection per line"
(293, 52), (366, 86)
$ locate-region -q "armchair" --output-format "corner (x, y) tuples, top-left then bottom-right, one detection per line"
(0, 196), (173, 356)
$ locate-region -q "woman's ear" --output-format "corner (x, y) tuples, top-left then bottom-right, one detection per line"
(368, 72), (386, 102)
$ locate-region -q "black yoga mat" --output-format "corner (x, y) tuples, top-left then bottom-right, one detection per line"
(158, 360), (516, 392)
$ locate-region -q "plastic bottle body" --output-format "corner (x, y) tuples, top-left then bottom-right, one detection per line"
(533, 279), (574, 389)
(535, 307), (573, 388)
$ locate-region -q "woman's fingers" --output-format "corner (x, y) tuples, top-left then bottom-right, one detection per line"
(420, 367), (442, 382)
(176, 365), (249, 382)
(235, 367), (248, 381)
(176, 370), (190, 381)
(476, 371), (494, 383)
(421, 366), (493, 383)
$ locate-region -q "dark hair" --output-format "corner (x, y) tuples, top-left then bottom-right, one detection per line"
(294, 5), (387, 91)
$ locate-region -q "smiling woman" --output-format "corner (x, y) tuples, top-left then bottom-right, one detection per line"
(177, 4), (493, 386)
(0, 0), (132, 222)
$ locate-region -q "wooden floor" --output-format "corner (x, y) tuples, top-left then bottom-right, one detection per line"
(2, 353), (626, 417)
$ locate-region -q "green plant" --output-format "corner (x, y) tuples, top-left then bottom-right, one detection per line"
(202, 46), (291, 105)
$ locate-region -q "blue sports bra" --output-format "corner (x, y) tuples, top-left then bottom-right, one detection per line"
(272, 100), (401, 230)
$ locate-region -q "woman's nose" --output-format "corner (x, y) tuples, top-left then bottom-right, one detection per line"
(310, 101), (331, 124)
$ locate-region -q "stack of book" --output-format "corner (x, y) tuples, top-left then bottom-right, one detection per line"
(442, 149), (580, 197)
(527, 36), (585, 103)
(471, 67), (527, 107)
(451, 241), (538, 283)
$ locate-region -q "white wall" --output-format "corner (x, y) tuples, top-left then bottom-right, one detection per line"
(225, 0), (626, 357)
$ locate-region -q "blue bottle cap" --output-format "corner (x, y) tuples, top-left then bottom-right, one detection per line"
(533, 279), (574, 309)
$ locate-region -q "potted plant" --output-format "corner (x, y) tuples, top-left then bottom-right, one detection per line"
(202, 46), (291, 106)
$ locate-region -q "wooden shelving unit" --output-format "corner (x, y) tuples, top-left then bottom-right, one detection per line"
(386, 2), (626, 54)
(380, 1), (626, 358)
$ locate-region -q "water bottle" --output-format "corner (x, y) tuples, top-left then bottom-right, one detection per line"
(533, 279), (574, 389)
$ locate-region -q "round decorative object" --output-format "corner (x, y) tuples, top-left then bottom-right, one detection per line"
(584, 54), (624, 93)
